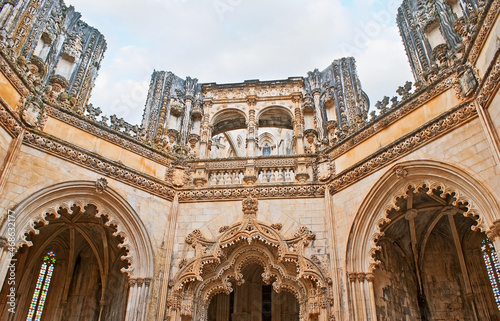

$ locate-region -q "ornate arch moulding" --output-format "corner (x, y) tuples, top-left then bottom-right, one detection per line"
(1, 180), (155, 280)
(346, 160), (500, 275)
(168, 196), (332, 320)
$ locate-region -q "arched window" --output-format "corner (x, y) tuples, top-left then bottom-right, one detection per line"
(26, 251), (56, 321)
(263, 143), (271, 156)
(481, 238), (500, 312)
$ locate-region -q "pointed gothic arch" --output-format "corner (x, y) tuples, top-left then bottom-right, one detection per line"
(0, 180), (154, 321)
(346, 160), (500, 320)
(166, 197), (332, 321)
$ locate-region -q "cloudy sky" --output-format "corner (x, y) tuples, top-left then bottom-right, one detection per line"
(64, 0), (413, 125)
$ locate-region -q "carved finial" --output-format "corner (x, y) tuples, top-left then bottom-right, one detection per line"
(242, 196), (258, 217)
(95, 177), (108, 194)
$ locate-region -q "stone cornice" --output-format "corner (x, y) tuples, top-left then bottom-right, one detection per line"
(22, 130), (176, 201)
(476, 48), (500, 108)
(0, 51), (30, 97)
(328, 102), (478, 194)
(177, 184), (326, 202)
(325, 74), (460, 160)
(46, 106), (171, 166)
(0, 98), (23, 138)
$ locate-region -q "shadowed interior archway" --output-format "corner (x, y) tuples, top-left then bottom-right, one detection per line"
(0, 180), (155, 321)
(346, 160), (500, 321)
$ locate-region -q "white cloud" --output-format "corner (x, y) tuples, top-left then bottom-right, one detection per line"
(66, 0), (411, 124)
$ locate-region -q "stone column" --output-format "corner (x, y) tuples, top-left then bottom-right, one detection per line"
(180, 96), (193, 145)
(357, 273), (368, 320)
(0, 236), (12, 291)
(247, 109), (257, 157)
(475, 101), (500, 167)
(0, 0), (15, 29)
(348, 273), (358, 320)
(0, 129), (25, 196)
(157, 194), (180, 321)
(216, 294), (230, 321)
(125, 279), (139, 321)
(324, 186), (342, 320)
(448, 212), (479, 320)
(125, 278), (152, 321)
(366, 273), (378, 321)
(292, 93), (305, 155)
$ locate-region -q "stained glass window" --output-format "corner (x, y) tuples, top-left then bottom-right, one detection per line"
(26, 251), (56, 321)
(482, 238), (500, 313)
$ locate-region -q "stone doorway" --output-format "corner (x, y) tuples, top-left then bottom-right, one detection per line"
(207, 264), (299, 321)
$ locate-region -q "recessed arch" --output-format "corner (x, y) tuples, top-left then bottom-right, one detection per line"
(211, 108), (248, 136)
(346, 159), (500, 274)
(0, 180), (155, 321)
(257, 106), (293, 130)
(0, 180), (154, 279)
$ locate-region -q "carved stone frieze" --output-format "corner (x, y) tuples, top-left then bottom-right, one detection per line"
(45, 106), (171, 166)
(477, 50), (500, 108)
(0, 99), (23, 137)
(23, 131), (176, 200)
(468, 0), (500, 65)
(178, 185), (325, 202)
(327, 75), (458, 159)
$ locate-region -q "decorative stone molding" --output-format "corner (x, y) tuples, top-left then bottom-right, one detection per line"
(477, 50), (500, 108)
(0, 99), (23, 137)
(346, 160), (500, 275)
(468, 0), (500, 65)
(0, 181), (155, 280)
(329, 103), (477, 193)
(326, 75), (458, 160)
(394, 165), (408, 179)
(177, 184), (325, 202)
(45, 106), (171, 166)
(487, 220), (500, 240)
(96, 177), (108, 194)
(242, 196), (258, 216)
(23, 131), (176, 200)
(0, 53), (30, 97)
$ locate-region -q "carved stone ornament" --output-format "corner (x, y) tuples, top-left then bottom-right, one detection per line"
(394, 165), (408, 179)
(95, 177), (108, 194)
(167, 208), (330, 320)
(21, 100), (44, 128)
(242, 196), (258, 217)
(317, 159), (334, 182)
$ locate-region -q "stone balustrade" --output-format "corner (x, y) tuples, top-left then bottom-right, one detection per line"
(192, 156), (314, 187)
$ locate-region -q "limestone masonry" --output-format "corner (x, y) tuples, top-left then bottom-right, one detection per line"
(0, 0), (500, 320)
